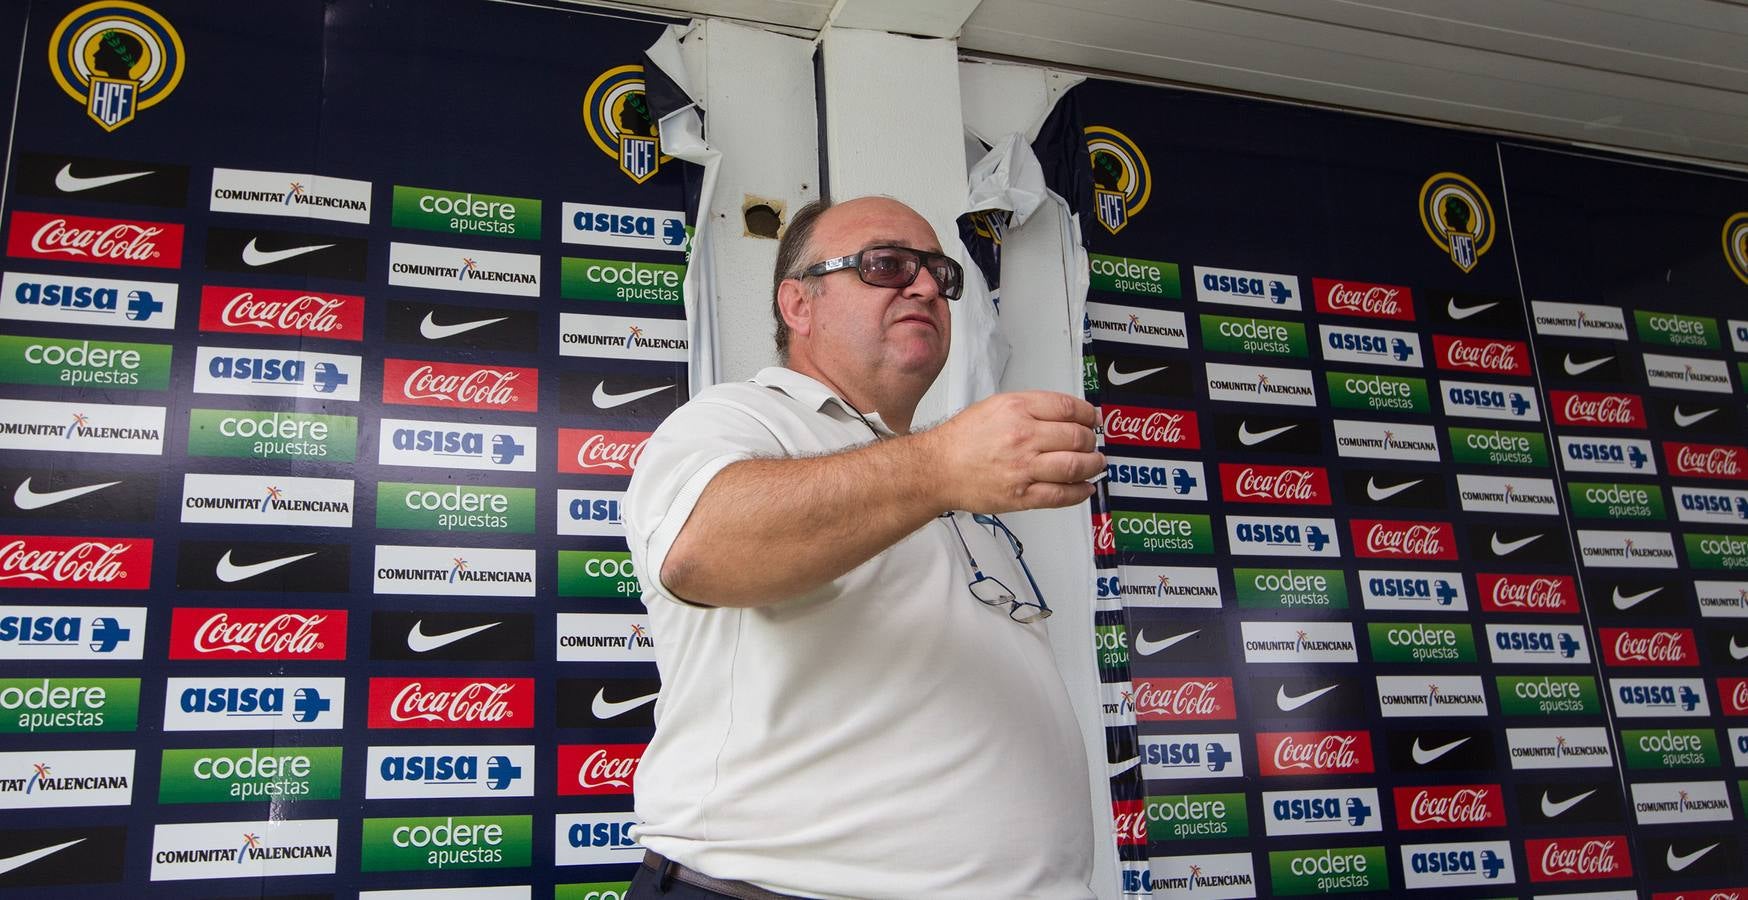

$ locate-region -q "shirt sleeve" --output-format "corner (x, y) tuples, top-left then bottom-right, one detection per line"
(623, 393), (787, 606)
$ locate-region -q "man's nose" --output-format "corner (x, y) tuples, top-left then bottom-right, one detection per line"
(902, 262), (944, 300)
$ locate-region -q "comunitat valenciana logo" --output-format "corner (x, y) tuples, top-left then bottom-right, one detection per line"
(1725, 211), (1748, 286)
(50, 2), (184, 131)
(1084, 125), (1150, 235)
(1418, 172), (1494, 273)
(583, 65), (670, 184)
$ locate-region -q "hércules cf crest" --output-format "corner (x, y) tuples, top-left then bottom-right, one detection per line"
(1084, 126), (1151, 236)
(49, 1), (184, 132)
(583, 65), (671, 185)
(1724, 211), (1748, 286)
(1419, 172), (1495, 273)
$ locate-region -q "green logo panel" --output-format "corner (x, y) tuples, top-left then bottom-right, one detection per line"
(1565, 482), (1665, 520)
(558, 550), (640, 598)
(1146, 792), (1248, 841)
(1199, 314), (1308, 358)
(1112, 511), (1213, 554)
(556, 884), (633, 900)
(1620, 728), (1720, 769)
(159, 746), (343, 804)
(0, 334), (171, 390)
(1447, 427), (1549, 468)
(1495, 675), (1600, 716)
(391, 185), (541, 239)
(1234, 568), (1348, 609)
(1367, 623), (1476, 663)
(376, 482), (535, 534)
(1094, 624), (1128, 669)
(1634, 309), (1719, 349)
(1089, 253), (1179, 299)
(561, 257), (685, 305)
(0, 677), (138, 733)
(1686, 533), (1748, 570)
(361, 814), (533, 872)
(1325, 371), (1429, 413)
(187, 408), (357, 462)
(1269, 846), (1388, 895)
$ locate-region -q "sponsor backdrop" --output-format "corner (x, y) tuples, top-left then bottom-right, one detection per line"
(1034, 78), (1748, 897)
(0, 0), (696, 896)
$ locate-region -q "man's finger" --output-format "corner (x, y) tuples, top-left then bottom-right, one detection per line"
(1022, 479), (1098, 510)
(1031, 450), (1106, 485)
(1018, 391), (1098, 427)
(1028, 420), (1099, 454)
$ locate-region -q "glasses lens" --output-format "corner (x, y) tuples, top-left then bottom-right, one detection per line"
(970, 574), (1015, 606)
(1010, 602), (1052, 624)
(858, 247), (918, 287)
(925, 255), (964, 299)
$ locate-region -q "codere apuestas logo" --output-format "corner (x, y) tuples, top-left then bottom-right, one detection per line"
(1418, 172), (1495, 273)
(50, 2), (184, 132)
(583, 65), (670, 184)
(1724, 211), (1748, 286)
(1085, 126), (1150, 236)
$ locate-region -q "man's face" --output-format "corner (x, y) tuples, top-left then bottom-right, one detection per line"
(800, 198), (952, 380)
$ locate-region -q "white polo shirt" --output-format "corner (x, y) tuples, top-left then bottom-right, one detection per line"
(623, 367), (1094, 900)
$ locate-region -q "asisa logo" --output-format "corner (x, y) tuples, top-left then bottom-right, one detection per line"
(365, 745), (535, 799)
(1418, 172), (1495, 272)
(1139, 734), (1244, 780)
(1260, 788), (1381, 836)
(0, 605), (146, 660)
(1084, 125), (1150, 235)
(162, 677), (344, 731)
(1400, 841), (1513, 888)
(583, 65), (670, 184)
(379, 418), (536, 473)
(1, 272), (178, 330)
(1226, 516), (1340, 558)
(48, 2), (184, 131)
(192, 347), (360, 401)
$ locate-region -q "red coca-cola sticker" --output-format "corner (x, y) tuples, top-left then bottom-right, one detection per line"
(1256, 730), (1374, 776)
(1101, 404), (1200, 450)
(1599, 627), (1697, 667)
(367, 676), (534, 728)
(1218, 463), (1330, 505)
(199, 286), (364, 340)
(1092, 513), (1114, 558)
(1524, 835), (1632, 882)
(1131, 677), (1234, 721)
(558, 428), (650, 476)
(168, 607), (347, 660)
(1312, 277), (1415, 321)
(0, 535), (151, 589)
(383, 358), (538, 412)
(1652, 891), (1748, 900)
(1664, 442), (1748, 481)
(1391, 783), (1506, 829)
(1111, 798), (1147, 847)
(1432, 334), (1530, 376)
(1550, 391), (1645, 429)
(1349, 519), (1458, 560)
(1718, 677), (1748, 716)
(558, 743), (645, 796)
(6, 210), (183, 268)
(1477, 573), (1577, 614)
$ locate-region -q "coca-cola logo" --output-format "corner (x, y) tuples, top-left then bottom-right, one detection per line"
(1352, 520), (1455, 559)
(559, 428), (653, 475)
(1102, 405), (1196, 448)
(1273, 734), (1358, 771)
(1131, 678), (1232, 720)
(0, 536), (149, 589)
(1437, 335), (1527, 375)
(384, 358), (537, 411)
(1111, 801), (1147, 845)
(1315, 278), (1411, 319)
(1402, 785), (1499, 827)
(368, 677), (532, 728)
(6, 211), (182, 268)
(558, 744), (645, 795)
(1604, 628), (1694, 666)
(1093, 514), (1114, 556)
(1221, 463), (1326, 503)
(1481, 574), (1574, 613)
(200, 286), (364, 340)
(1530, 837), (1626, 881)
(1553, 391), (1643, 428)
(171, 608), (345, 660)
(1729, 679), (1748, 714)
(1672, 444), (1745, 478)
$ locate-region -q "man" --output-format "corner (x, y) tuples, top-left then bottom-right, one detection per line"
(623, 196), (1104, 899)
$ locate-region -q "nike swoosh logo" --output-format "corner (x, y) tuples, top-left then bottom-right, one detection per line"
(406, 620), (500, 653)
(216, 549), (316, 583)
(241, 237), (334, 267)
(1366, 477), (1421, 501)
(0, 838), (84, 875)
(1563, 354), (1611, 375)
(593, 382), (674, 410)
(1411, 736), (1469, 765)
(1667, 843), (1718, 872)
(1447, 298), (1498, 320)
(1540, 788), (1595, 818)
(1276, 684), (1338, 711)
(54, 164), (151, 193)
(12, 476), (120, 510)
(1134, 629), (1198, 656)
(591, 688), (659, 720)
(1731, 637), (1748, 661)
(1491, 532), (1542, 556)
(1673, 406), (1718, 428)
(1612, 586), (1661, 610)
(420, 312), (507, 340)
(1106, 362), (1167, 386)
(1107, 756), (1140, 778)
(1237, 422), (1295, 446)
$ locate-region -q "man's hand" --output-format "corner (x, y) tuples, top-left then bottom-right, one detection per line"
(920, 391), (1105, 513)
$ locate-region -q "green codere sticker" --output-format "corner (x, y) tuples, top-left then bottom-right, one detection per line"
(1367, 622), (1476, 663)
(392, 185), (541, 239)
(0, 677), (138, 733)
(557, 884), (633, 900)
(1269, 846), (1388, 895)
(159, 746), (343, 804)
(1233, 568), (1348, 609)
(1635, 309), (1720, 349)
(558, 550), (640, 598)
(1146, 792), (1248, 841)
(1111, 511), (1213, 554)
(1199, 314), (1308, 358)
(361, 814), (533, 872)
(1619, 727), (1721, 769)
(376, 482), (535, 534)
(1082, 355), (1099, 394)
(561, 257), (685, 304)
(1089, 253), (1179, 299)
(1447, 426), (1549, 467)
(1687, 533), (1748, 570)
(187, 408), (357, 462)
(1495, 675), (1600, 716)
(0, 334), (171, 390)
(1094, 624), (1127, 669)
(1565, 482), (1665, 520)
(1325, 371), (1429, 413)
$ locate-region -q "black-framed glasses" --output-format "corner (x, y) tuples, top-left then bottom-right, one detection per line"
(940, 512), (1052, 623)
(802, 245), (964, 300)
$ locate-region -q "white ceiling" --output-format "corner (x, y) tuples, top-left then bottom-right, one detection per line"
(581, 0), (1748, 168)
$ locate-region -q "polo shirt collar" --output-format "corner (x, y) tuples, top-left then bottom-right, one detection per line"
(751, 366), (897, 436)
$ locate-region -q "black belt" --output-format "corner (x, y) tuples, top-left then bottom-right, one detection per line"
(643, 850), (802, 900)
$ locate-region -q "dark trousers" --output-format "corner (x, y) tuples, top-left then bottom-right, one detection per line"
(627, 853), (804, 899)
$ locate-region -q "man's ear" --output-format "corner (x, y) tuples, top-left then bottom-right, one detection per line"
(776, 278), (813, 340)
